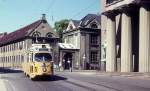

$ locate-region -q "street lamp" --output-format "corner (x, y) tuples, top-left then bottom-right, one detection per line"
(67, 60), (72, 72)
(82, 54), (86, 70)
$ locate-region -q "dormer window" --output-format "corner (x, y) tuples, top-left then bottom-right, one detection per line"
(90, 23), (98, 29)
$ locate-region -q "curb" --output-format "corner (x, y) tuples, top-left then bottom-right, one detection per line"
(56, 71), (150, 78)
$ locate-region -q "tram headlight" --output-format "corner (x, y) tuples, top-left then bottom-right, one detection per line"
(42, 68), (47, 72)
(42, 63), (47, 72)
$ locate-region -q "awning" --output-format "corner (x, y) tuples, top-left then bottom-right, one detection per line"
(58, 43), (79, 50)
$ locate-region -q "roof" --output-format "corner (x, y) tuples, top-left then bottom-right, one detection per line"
(71, 20), (80, 28)
(63, 14), (101, 34)
(58, 43), (79, 50)
(80, 14), (101, 27)
(0, 19), (42, 45)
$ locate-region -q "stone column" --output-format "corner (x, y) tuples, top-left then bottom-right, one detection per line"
(139, 6), (150, 72)
(106, 16), (116, 72)
(121, 11), (132, 72)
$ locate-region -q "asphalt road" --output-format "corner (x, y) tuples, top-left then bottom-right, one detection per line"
(0, 73), (92, 91)
(1, 69), (150, 91)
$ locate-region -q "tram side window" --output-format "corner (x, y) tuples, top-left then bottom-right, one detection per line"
(21, 55), (24, 63)
(29, 54), (31, 62)
(27, 54), (29, 63)
(28, 53), (33, 62)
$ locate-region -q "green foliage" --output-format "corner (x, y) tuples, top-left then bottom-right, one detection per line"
(54, 19), (69, 42)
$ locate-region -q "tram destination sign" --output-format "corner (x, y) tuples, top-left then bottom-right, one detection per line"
(39, 48), (49, 51)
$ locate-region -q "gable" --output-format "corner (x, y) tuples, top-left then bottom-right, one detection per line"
(86, 19), (101, 29)
(66, 21), (77, 31)
(79, 14), (101, 29)
(29, 22), (59, 38)
(0, 20), (42, 45)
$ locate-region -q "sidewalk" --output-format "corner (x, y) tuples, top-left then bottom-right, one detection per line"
(56, 70), (150, 79)
(0, 75), (7, 91)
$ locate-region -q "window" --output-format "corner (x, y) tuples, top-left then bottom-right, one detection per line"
(21, 55), (24, 62)
(19, 42), (23, 50)
(68, 35), (74, 44)
(32, 31), (41, 37)
(35, 53), (52, 62)
(90, 51), (98, 64)
(46, 32), (53, 38)
(69, 25), (73, 30)
(90, 34), (98, 45)
(103, 48), (106, 59)
(4, 46), (6, 52)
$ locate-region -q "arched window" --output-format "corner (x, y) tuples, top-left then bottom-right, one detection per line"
(90, 22), (98, 29)
(32, 31), (41, 37)
(46, 32), (53, 38)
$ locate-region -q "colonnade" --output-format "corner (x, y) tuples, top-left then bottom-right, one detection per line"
(106, 6), (150, 72)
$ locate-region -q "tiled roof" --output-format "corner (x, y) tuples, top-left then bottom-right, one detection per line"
(80, 14), (101, 27)
(64, 13), (101, 34)
(0, 19), (42, 45)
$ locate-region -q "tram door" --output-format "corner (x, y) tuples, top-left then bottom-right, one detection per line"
(63, 53), (72, 70)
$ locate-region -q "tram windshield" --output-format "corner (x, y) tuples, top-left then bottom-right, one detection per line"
(35, 53), (52, 62)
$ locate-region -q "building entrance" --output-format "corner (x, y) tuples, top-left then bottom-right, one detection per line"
(63, 53), (72, 70)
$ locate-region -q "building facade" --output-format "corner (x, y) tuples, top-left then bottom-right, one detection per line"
(59, 14), (101, 70)
(0, 15), (59, 68)
(101, 0), (150, 72)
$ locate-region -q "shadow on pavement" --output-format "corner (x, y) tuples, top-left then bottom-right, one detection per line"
(0, 67), (22, 73)
(33, 75), (67, 82)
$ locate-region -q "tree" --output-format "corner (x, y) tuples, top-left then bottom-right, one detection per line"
(54, 19), (69, 42)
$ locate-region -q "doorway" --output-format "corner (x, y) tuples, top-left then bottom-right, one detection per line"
(63, 53), (72, 70)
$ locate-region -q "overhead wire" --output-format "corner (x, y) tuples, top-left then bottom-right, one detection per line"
(71, 0), (98, 19)
(45, 0), (56, 14)
(45, 0), (56, 22)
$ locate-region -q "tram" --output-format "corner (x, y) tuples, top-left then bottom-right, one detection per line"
(22, 43), (54, 79)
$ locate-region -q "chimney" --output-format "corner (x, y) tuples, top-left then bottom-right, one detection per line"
(42, 14), (46, 20)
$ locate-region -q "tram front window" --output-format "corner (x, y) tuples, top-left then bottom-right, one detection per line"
(35, 53), (52, 62)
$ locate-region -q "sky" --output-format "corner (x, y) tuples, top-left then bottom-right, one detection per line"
(0, 0), (101, 33)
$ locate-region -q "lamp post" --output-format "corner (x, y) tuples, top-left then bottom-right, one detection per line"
(82, 54), (86, 70)
(67, 60), (72, 72)
(62, 59), (65, 71)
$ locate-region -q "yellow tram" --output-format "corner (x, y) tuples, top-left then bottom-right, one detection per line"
(22, 43), (53, 79)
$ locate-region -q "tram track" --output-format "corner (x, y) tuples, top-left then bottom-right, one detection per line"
(64, 80), (95, 91)
(62, 78), (120, 91)
(56, 74), (120, 91)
